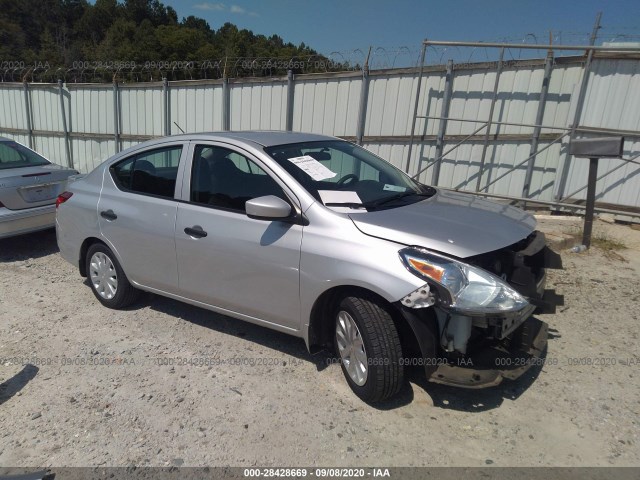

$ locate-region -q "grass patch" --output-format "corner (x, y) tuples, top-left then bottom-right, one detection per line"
(564, 225), (627, 260)
(591, 233), (627, 253)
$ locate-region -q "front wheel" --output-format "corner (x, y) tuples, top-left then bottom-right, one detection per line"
(86, 243), (139, 309)
(335, 295), (404, 403)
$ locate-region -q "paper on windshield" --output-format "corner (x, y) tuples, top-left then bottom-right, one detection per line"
(287, 155), (337, 181)
(383, 184), (407, 192)
(317, 190), (362, 205)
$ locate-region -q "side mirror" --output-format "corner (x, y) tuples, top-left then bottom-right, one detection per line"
(245, 195), (292, 220)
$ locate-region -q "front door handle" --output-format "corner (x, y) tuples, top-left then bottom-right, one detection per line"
(100, 209), (117, 221)
(184, 225), (208, 238)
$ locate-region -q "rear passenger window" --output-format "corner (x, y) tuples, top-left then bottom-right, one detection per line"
(191, 145), (287, 211)
(111, 146), (183, 199)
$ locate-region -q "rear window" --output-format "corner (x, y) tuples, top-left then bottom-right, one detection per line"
(110, 145), (183, 199)
(0, 141), (50, 170)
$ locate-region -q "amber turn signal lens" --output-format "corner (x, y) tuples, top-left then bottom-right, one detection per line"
(408, 258), (445, 282)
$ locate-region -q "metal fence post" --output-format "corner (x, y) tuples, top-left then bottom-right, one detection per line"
(162, 77), (170, 136)
(222, 75), (230, 131)
(356, 64), (370, 146)
(555, 48), (594, 200)
(522, 52), (554, 198)
(582, 156), (599, 248)
(286, 70), (294, 132)
(22, 81), (33, 149)
(476, 47), (504, 191)
(405, 41), (427, 173)
(432, 59), (454, 185)
(58, 79), (73, 169)
(113, 79), (121, 153)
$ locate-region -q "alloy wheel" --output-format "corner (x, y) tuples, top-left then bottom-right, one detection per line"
(336, 310), (368, 386)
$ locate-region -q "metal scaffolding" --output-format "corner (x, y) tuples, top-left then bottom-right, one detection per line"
(406, 38), (640, 218)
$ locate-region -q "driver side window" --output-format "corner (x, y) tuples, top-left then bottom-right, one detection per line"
(190, 145), (288, 212)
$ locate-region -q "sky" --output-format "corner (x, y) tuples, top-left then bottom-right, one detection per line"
(168, 0), (640, 61)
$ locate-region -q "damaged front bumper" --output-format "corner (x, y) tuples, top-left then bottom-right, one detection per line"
(398, 304), (549, 388)
(429, 316), (548, 388)
(396, 230), (562, 389)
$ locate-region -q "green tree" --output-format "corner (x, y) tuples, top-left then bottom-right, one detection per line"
(0, 0), (329, 80)
(95, 17), (138, 60)
(156, 25), (209, 61)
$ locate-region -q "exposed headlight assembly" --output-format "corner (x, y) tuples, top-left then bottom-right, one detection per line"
(399, 247), (529, 314)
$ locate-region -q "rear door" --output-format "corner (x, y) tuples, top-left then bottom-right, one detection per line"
(97, 142), (188, 293)
(174, 142), (303, 330)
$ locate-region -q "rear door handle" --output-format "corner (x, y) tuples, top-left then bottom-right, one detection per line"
(184, 225), (208, 238)
(100, 209), (117, 221)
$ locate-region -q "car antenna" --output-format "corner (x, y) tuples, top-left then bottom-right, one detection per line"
(173, 122), (185, 134)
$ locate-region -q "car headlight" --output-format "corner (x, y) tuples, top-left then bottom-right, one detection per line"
(399, 247), (529, 314)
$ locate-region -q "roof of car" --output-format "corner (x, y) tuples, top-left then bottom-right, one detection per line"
(2, 132), (339, 150)
(188, 131), (337, 147)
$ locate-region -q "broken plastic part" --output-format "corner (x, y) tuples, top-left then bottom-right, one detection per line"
(449, 315), (473, 354)
(401, 284), (435, 309)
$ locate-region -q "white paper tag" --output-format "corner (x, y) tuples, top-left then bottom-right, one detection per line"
(383, 184), (407, 192)
(287, 155), (337, 181)
(317, 190), (363, 205)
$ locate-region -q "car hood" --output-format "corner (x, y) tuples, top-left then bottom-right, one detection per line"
(349, 189), (536, 258)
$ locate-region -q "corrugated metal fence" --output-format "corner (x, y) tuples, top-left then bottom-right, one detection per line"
(1, 52), (639, 212)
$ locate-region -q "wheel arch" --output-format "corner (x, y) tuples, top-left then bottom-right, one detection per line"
(78, 237), (108, 277)
(306, 285), (428, 363)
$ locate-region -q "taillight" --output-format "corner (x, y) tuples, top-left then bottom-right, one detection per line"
(56, 191), (73, 208)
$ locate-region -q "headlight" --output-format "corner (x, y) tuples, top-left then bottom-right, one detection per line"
(399, 247), (528, 314)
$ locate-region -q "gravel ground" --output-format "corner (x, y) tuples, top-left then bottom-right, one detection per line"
(0, 220), (639, 467)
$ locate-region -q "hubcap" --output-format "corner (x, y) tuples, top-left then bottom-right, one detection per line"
(336, 311), (368, 386)
(89, 252), (118, 300)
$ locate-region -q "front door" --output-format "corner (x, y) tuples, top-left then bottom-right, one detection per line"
(175, 143), (303, 330)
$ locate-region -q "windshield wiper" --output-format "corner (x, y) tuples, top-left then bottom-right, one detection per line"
(369, 189), (435, 208)
(324, 202), (367, 210)
(325, 188), (436, 211)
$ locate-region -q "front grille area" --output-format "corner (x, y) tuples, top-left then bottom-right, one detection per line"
(465, 231), (553, 299)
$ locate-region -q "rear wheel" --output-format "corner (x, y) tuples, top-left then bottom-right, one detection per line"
(86, 243), (139, 308)
(335, 295), (404, 403)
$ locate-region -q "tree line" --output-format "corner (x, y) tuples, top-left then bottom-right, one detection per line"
(0, 0), (336, 81)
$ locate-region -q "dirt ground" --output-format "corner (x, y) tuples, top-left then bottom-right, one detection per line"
(0, 218), (639, 468)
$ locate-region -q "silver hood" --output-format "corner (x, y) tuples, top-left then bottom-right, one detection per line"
(349, 189), (536, 258)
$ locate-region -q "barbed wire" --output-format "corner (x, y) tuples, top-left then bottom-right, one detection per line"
(1, 30), (638, 83)
(0, 55), (346, 83)
(0, 47), (428, 83)
(423, 30), (640, 65)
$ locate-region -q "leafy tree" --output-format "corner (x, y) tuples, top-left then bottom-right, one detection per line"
(95, 17), (138, 60)
(0, 0), (332, 81)
(181, 15), (212, 35)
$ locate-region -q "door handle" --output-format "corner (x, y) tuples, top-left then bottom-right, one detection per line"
(100, 209), (117, 221)
(184, 225), (208, 238)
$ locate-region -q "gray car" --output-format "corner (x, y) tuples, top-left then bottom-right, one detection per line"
(56, 132), (560, 403)
(0, 137), (78, 239)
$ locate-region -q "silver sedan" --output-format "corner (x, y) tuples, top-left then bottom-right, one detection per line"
(0, 137), (78, 239)
(56, 132), (559, 403)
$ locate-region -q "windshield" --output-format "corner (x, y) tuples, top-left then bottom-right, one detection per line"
(264, 140), (435, 211)
(0, 141), (50, 170)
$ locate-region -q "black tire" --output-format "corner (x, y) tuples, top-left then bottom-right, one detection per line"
(86, 243), (139, 309)
(334, 295), (404, 403)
